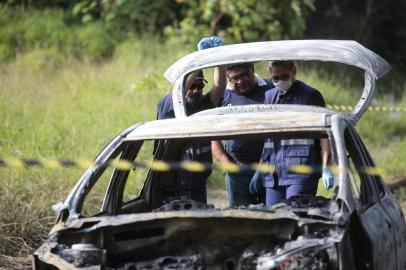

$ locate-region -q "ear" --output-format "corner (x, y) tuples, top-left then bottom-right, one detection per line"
(291, 66), (297, 74)
(268, 65), (273, 75)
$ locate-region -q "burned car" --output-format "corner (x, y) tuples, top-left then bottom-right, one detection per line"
(33, 41), (406, 269)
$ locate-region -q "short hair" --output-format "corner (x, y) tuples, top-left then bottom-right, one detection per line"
(268, 60), (295, 70)
(226, 63), (254, 73)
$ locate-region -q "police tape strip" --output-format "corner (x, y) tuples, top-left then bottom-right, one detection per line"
(0, 157), (384, 177)
(326, 104), (406, 112)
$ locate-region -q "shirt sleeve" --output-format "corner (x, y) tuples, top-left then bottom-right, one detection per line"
(156, 98), (164, 120)
(220, 89), (231, 106)
(157, 94), (174, 120)
(309, 90), (326, 107)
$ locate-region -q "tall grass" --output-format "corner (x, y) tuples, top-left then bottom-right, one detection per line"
(0, 39), (186, 256)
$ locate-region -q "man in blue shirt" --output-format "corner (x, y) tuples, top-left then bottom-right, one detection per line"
(156, 38), (226, 203)
(212, 63), (272, 207)
(250, 60), (334, 206)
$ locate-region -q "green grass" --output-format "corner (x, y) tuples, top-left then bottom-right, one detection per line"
(0, 39), (185, 256)
(1, 38), (406, 257)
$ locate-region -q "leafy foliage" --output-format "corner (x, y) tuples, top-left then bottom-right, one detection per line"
(70, 0), (180, 34)
(0, 7), (117, 61)
(165, 0), (315, 43)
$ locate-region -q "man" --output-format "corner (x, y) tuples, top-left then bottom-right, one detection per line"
(212, 63), (272, 207)
(156, 37), (226, 203)
(250, 60), (334, 206)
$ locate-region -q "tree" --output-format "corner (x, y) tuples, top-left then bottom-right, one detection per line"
(165, 0), (315, 44)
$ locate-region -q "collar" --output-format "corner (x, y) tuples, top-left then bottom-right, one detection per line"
(256, 76), (267, 86)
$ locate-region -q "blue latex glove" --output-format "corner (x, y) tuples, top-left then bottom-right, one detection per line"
(322, 167), (334, 190)
(249, 170), (263, 194)
(210, 36), (224, 47)
(197, 37), (212, 50)
(197, 36), (224, 50)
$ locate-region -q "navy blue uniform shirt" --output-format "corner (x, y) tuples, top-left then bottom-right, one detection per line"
(265, 80), (325, 107)
(156, 91), (215, 189)
(221, 78), (272, 164)
(262, 80), (325, 186)
(157, 92), (215, 120)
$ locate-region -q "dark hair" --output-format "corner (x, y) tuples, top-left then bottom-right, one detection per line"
(226, 63), (254, 72)
(185, 69), (207, 82)
(268, 60), (295, 70)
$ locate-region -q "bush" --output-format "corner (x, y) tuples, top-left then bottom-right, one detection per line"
(0, 7), (116, 61)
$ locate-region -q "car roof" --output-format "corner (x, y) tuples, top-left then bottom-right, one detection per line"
(125, 105), (339, 141)
(164, 40), (391, 125)
(164, 40), (390, 83)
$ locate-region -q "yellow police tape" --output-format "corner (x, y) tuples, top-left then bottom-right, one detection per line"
(326, 104), (406, 112)
(0, 157), (384, 177)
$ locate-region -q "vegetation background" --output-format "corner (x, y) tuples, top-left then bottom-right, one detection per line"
(1, 0), (405, 266)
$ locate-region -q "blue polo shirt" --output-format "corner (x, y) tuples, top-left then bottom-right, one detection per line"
(221, 79), (272, 163)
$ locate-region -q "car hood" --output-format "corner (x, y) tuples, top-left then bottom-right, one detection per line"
(35, 205), (343, 269)
(51, 207), (337, 234)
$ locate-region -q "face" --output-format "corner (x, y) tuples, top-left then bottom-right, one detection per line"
(269, 65), (296, 83)
(226, 67), (256, 96)
(185, 79), (205, 106)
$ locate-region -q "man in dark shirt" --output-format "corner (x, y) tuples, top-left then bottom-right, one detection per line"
(250, 60), (334, 206)
(157, 62), (226, 203)
(212, 63), (272, 207)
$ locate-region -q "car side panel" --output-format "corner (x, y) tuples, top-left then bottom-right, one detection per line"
(380, 189), (406, 270)
(359, 204), (397, 270)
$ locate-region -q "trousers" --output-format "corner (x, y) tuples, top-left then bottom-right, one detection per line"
(265, 181), (318, 206)
(226, 171), (261, 207)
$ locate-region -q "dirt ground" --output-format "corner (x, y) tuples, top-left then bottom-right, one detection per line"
(0, 255), (31, 270)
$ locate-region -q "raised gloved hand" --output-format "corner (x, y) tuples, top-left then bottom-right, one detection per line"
(249, 170), (263, 194)
(322, 167), (334, 190)
(210, 36), (224, 47)
(197, 36), (224, 50)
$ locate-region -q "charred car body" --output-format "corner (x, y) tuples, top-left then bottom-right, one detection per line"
(33, 41), (406, 269)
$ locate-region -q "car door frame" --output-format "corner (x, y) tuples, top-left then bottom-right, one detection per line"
(345, 125), (398, 269)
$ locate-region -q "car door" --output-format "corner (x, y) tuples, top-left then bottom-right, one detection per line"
(348, 126), (406, 270)
(345, 126), (397, 270)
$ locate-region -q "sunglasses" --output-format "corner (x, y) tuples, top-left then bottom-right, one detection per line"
(190, 82), (205, 90)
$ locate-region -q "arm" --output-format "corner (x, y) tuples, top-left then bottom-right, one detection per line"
(212, 140), (231, 164)
(320, 138), (330, 167)
(196, 36), (226, 106)
(207, 66), (226, 106)
(312, 91), (329, 166)
(321, 137), (334, 190)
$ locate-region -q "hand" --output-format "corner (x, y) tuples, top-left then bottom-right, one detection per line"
(197, 36), (224, 50)
(210, 36), (224, 47)
(322, 167), (334, 190)
(249, 170), (263, 194)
